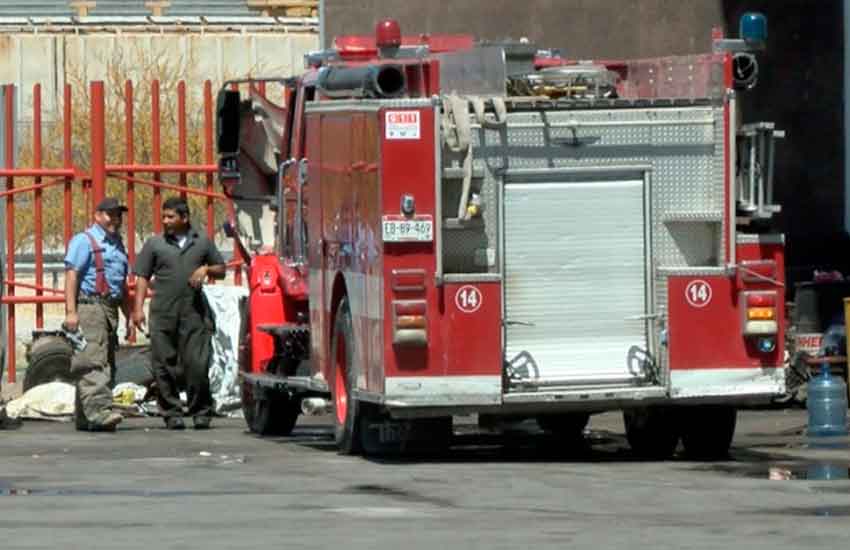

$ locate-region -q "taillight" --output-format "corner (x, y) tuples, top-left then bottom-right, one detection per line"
(392, 300), (427, 347)
(747, 307), (775, 321)
(397, 315), (427, 329)
(746, 293), (776, 307)
(741, 291), (779, 342)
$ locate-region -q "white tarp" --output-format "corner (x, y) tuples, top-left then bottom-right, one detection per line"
(6, 382), (75, 421)
(203, 285), (249, 414)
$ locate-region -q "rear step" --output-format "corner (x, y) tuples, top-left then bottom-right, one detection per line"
(241, 372), (328, 393)
(257, 323), (310, 338)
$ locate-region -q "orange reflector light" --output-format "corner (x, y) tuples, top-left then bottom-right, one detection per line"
(397, 315), (426, 329)
(747, 307), (775, 320)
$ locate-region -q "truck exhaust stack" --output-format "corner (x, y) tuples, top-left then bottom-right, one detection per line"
(317, 64), (407, 99)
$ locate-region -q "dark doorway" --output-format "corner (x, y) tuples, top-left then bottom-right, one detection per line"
(725, 1), (846, 288)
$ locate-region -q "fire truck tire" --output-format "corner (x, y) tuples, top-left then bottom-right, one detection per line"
(331, 297), (364, 455)
(623, 407), (680, 459)
(241, 382), (299, 436)
(536, 413), (590, 439)
(680, 406), (737, 460)
(253, 392), (300, 436)
(24, 335), (74, 392)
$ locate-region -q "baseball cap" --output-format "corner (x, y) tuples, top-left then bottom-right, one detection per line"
(95, 197), (128, 213)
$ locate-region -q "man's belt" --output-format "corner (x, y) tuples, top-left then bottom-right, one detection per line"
(78, 293), (122, 307)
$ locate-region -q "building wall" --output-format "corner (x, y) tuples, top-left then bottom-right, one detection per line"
(0, 29), (318, 121)
(326, 0), (846, 286)
(724, 0), (846, 284)
(324, 0), (725, 56)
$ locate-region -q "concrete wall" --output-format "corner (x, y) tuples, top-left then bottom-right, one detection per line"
(0, 29), (318, 120)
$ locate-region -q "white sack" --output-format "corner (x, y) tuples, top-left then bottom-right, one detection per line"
(6, 382), (75, 421)
(203, 285), (249, 414)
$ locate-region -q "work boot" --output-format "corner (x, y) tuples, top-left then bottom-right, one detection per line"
(193, 416), (211, 430)
(78, 411), (122, 433)
(165, 416), (185, 430)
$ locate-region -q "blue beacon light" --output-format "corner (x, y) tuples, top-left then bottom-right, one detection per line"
(739, 12), (767, 46)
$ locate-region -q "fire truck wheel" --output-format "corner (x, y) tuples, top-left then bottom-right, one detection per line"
(623, 407), (680, 459)
(331, 297), (364, 455)
(241, 382), (299, 436)
(536, 413), (590, 439)
(680, 406), (737, 460)
(24, 335), (74, 392)
(241, 381), (257, 430)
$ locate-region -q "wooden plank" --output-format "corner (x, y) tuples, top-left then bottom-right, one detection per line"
(69, 1), (97, 17)
(144, 1), (171, 17)
(246, 0), (319, 16)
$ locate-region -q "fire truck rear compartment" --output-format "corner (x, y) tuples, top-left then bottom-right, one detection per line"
(503, 174), (650, 388)
(440, 101), (725, 404)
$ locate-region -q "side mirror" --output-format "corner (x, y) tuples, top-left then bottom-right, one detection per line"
(216, 89), (241, 155)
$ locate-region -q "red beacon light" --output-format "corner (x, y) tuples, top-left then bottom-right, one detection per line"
(376, 18), (402, 56)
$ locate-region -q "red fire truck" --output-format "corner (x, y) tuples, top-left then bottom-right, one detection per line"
(216, 14), (785, 458)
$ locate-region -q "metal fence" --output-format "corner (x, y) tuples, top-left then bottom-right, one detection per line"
(0, 79), (246, 384)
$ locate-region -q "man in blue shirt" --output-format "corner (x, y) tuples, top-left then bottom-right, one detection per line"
(64, 197), (131, 432)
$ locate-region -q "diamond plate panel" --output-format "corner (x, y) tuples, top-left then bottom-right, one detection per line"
(440, 105), (727, 338)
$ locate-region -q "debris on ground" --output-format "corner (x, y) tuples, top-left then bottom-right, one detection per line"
(0, 402), (23, 429)
(112, 382), (147, 406)
(111, 382), (157, 417)
(5, 382), (75, 421)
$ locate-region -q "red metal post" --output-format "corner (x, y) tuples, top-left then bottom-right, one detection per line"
(33, 84), (43, 328)
(203, 81), (214, 240)
(125, 81), (137, 344)
(203, 81), (217, 285)
(151, 80), (162, 233)
(5, 84), (15, 382)
(90, 81), (106, 211)
(125, 80), (135, 263)
(178, 80), (187, 201)
(63, 84), (72, 246)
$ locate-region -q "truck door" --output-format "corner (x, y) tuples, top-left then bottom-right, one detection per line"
(501, 167), (659, 390)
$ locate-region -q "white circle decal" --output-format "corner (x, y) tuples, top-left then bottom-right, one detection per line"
(685, 280), (713, 308)
(455, 285), (483, 313)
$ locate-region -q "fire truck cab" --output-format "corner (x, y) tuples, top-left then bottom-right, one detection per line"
(217, 14), (785, 457)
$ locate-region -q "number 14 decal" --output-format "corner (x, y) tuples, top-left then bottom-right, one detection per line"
(685, 280), (712, 308)
(455, 285), (483, 313)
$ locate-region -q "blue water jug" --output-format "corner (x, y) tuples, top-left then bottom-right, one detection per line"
(807, 363), (848, 437)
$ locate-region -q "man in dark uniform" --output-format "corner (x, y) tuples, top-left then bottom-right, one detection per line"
(64, 197), (131, 432)
(132, 196), (226, 429)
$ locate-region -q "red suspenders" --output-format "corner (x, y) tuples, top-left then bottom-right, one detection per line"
(83, 232), (109, 297)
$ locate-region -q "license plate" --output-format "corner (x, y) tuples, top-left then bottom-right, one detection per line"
(382, 217), (433, 242)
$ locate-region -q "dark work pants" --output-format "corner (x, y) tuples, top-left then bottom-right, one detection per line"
(150, 292), (213, 419)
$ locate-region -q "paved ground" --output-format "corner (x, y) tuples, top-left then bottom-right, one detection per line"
(0, 409), (847, 550)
